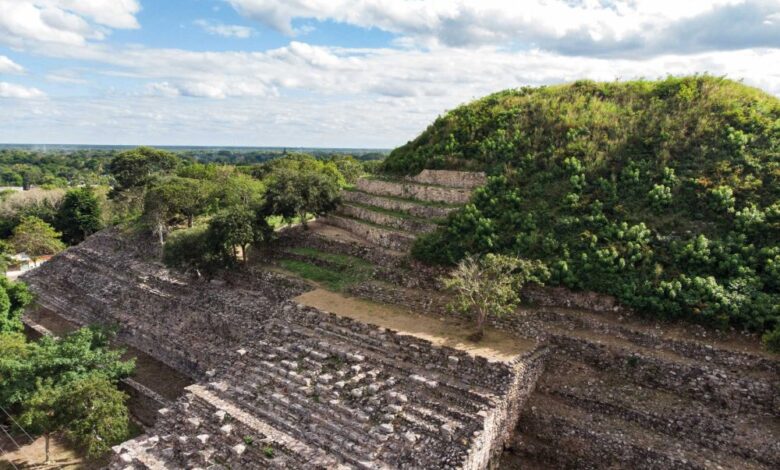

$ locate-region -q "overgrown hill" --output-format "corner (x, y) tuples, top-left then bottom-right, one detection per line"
(383, 76), (780, 341)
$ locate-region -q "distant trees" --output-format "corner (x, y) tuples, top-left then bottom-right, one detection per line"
(107, 146), (178, 194)
(56, 187), (103, 244)
(441, 254), (549, 340)
(10, 216), (65, 257)
(0, 327), (135, 463)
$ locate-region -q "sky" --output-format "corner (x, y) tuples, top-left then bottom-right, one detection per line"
(0, 1), (779, 148)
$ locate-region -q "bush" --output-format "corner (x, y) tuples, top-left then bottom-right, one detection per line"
(763, 325), (780, 353)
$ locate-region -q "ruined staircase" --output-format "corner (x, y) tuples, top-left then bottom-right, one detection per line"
(321, 170), (486, 252)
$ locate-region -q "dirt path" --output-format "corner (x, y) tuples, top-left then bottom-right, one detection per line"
(0, 434), (108, 470)
(294, 288), (535, 362)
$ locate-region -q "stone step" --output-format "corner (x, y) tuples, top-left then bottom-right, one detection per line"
(321, 215), (416, 251)
(518, 307), (779, 377)
(355, 178), (473, 204)
(549, 330), (778, 415)
(537, 357), (780, 467)
(342, 189), (457, 219)
(337, 203), (439, 235)
(515, 393), (769, 470)
(404, 169), (487, 189)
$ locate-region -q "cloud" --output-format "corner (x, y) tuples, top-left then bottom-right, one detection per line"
(194, 19), (254, 38)
(0, 0), (140, 47)
(0, 55), (24, 74)
(0, 82), (45, 98)
(227, 0), (780, 57)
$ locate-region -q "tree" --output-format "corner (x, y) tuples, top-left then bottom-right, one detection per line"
(19, 374), (130, 462)
(329, 155), (363, 184)
(56, 187), (103, 245)
(440, 254), (549, 340)
(263, 166), (340, 228)
(0, 276), (31, 332)
(147, 177), (213, 228)
(107, 146), (179, 195)
(10, 216), (65, 257)
(1, 327), (134, 463)
(206, 206), (269, 265)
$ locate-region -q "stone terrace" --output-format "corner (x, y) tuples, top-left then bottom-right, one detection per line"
(322, 170), (486, 251)
(21, 229), (543, 469)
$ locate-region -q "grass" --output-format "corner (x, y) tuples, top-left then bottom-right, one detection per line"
(287, 247), (373, 269)
(278, 247), (375, 290)
(266, 214), (314, 230)
(277, 259), (371, 291)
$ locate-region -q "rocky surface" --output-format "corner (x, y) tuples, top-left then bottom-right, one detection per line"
(21, 229), (541, 469)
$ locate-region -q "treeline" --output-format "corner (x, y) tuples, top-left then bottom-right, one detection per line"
(0, 148), (384, 188)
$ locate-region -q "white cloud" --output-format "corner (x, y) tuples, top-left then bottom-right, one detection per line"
(0, 81), (45, 98)
(194, 19), (254, 38)
(227, 0), (780, 56)
(0, 0), (140, 47)
(0, 55), (24, 74)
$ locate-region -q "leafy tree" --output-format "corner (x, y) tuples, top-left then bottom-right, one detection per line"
(19, 374), (130, 462)
(207, 206), (269, 265)
(329, 155), (363, 184)
(56, 187), (103, 245)
(440, 254), (549, 340)
(107, 146), (178, 195)
(0, 239), (14, 272)
(0, 327), (134, 462)
(10, 216), (65, 257)
(0, 276), (32, 332)
(264, 166), (340, 228)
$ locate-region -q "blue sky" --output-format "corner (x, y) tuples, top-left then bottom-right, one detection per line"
(1, 1), (779, 147)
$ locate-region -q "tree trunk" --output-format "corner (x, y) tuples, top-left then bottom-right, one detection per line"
(470, 310), (486, 342)
(157, 222), (165, 245)
(187, 214), (193, 228)
(242, 244), (249, 264)
(300, 211), (308, 229)
(44, 433), (50, 464)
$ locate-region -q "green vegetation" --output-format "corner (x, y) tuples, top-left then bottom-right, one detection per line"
(10, 216), (66, 257)
(387, 77), (780, 338)
(0, 326), (135, 462)
(278, 248), (373, 291)
(441, 254), (549, 339)
(0, 276), (31, 332)
(56, 187), (103, 245)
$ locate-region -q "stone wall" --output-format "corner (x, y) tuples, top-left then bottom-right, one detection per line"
(407, 169), (488, 189)
(356, 178), (473, 204)
(337, 203), (438, 235)
(342, 189), (455, 219)
(320, 215), (416, 251)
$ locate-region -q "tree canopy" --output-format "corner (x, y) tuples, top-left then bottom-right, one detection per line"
(56, 187), (103, 245)
(441, 254), (549, 339)
(0, 326), (134, 462)
(10, 216), (65, 257)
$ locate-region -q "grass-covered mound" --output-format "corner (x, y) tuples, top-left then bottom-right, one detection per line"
(385, 76), (780, 338)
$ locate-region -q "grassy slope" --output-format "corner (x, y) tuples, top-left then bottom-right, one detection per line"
(384, 76), (780, 336)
